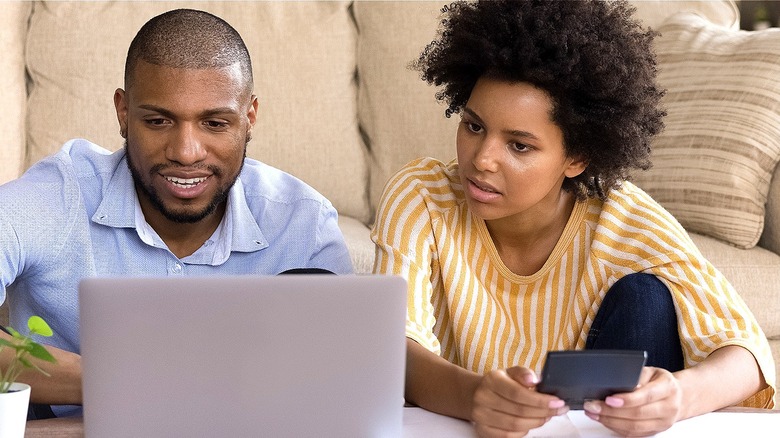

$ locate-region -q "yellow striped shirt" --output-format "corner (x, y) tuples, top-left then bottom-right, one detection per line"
(371, 158), (775, 408)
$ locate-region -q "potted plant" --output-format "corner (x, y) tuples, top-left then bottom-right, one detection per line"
(0, 316), (57, 438)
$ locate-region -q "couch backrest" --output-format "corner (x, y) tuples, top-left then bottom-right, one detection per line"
(353, 0), (740, 224)
(3, 1), (371, 224)
(7, 0), (775, 254)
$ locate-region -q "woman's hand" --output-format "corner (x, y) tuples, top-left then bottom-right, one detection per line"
(471, 366), (569, 438)
(583, 366), (683, 437)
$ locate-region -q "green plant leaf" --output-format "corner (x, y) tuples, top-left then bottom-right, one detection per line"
(27, 342), (56, 363)
(0, 316), (57, 389)
(28, 316), (53, 337)
(18, 357), (33, 369)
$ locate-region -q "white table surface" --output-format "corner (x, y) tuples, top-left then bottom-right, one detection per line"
(403, 406), (780, 437)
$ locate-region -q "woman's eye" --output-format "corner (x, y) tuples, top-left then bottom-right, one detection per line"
(465, 121), (482, 133)
(511, 142), (530, 152)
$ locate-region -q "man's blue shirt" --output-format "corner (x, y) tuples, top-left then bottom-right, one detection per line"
(0, 139), (354, 355)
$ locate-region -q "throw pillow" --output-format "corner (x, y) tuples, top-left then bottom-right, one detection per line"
(632, 12), (780, 249)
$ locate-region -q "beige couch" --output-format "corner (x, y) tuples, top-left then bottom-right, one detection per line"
(2, 0), (779, 405)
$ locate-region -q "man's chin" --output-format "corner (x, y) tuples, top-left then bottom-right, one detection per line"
(158, 204), (217, 224)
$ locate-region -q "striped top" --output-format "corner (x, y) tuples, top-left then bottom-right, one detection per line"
(371, 158), (775, 408)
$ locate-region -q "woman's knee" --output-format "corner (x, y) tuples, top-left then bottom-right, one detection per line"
(590, 273), (684, 371)
(606, 273), (672, 311)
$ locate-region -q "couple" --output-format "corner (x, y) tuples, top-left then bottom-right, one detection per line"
(1, 3), (774, 437)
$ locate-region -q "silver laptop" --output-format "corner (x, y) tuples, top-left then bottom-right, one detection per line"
(79, 275), (407, 438)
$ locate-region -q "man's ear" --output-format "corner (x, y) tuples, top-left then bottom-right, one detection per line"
(246, 95), (258, 142)
(114, 88), (128, 139)
(564, 155), (588, 178)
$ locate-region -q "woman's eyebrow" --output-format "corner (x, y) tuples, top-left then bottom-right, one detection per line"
(462, 106), (540, 140)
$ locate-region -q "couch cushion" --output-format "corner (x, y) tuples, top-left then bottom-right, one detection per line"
(355, 1), (459, 223)
(690, 232), (780, 341)
(0, 1), (30, 184)
(632, 13), (780, 249)
(338, 216), (374, 274)
(629, 0), (738, 30)
(25, 1), (370, 223)
(760, 164), (780, 256)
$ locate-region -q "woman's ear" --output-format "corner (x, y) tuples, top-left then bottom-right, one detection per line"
(564, 155), (588, 178)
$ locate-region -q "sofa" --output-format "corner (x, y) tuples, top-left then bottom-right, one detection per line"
(1, 0), (779, 405)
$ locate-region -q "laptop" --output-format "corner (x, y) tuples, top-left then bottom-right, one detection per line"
(79, 275), (407, 438)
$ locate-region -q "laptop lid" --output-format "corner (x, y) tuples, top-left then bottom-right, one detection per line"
(79, 275), (407, 437)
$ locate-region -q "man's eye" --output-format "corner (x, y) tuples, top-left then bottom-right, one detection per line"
(206, 121), (228, 129)
(145, 118), (167, 126)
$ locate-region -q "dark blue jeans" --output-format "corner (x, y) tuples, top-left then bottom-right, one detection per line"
(585, 273), (685, 372)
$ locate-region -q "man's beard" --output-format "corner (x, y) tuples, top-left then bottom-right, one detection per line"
(125, 140), (246, 224)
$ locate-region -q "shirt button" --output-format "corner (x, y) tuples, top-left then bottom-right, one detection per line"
(172, 263), (182, 274)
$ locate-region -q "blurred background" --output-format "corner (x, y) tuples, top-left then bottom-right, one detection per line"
(740, 0), (780, 29)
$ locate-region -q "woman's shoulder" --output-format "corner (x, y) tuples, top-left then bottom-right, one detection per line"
(391, 157), (459, 183)
(379, 157), (463, 217)
(381, 157), (463, 205)
(595, 181), (694, 248)
(604, 182), (679, 221)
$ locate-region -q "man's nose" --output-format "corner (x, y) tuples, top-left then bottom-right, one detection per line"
(166, 124), (207, 165)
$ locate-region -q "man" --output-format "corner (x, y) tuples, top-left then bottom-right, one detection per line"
(0, 9), (353, 417)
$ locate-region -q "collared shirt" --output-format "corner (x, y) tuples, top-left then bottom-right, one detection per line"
(1, 139), (353, 355)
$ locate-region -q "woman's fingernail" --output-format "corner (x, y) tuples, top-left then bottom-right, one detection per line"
(584, 410), (600, 421)
(583, 401), (601, 414)
(605, 396), (624, 407)
(549, 399), (565, 409)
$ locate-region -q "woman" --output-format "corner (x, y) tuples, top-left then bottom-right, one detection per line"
(370, 1), (775, 436)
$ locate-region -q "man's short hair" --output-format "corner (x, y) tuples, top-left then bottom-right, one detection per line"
(124, 9), (253, 93)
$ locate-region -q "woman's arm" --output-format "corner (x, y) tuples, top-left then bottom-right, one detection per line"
(585, 345), (765, 436)
(676, 345), (765, 417)
(405, 337), (481, 419)
(406, 338), (569, 437)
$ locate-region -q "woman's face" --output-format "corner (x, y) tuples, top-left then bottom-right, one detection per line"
(456, 77), (586, 224)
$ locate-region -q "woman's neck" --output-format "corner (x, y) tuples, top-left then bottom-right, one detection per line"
(485, 190), (577, 276)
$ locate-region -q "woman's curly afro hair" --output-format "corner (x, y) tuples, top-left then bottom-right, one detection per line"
(413, 0), (666, 200)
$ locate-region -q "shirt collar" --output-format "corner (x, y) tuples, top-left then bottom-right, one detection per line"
(92, 154), (268, 264)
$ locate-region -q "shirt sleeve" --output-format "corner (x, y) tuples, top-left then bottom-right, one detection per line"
(309, 199), (355, 275)
(603, 185), (776, 408)
(0, 215), (22, 305)
(370, 160), (442, 355)
(648, 256), (777, 408)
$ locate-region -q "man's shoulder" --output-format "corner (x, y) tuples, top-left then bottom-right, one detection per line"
(0, 140), (127, 228)
(238, 158), (330, 207)
(4, 139), (121, 194)
(23, 139), (122, 181)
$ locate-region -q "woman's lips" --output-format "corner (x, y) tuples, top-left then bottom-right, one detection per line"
(466, 177), (501, 203)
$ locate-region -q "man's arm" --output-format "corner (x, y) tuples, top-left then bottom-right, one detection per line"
(0, 330), (82, 405)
